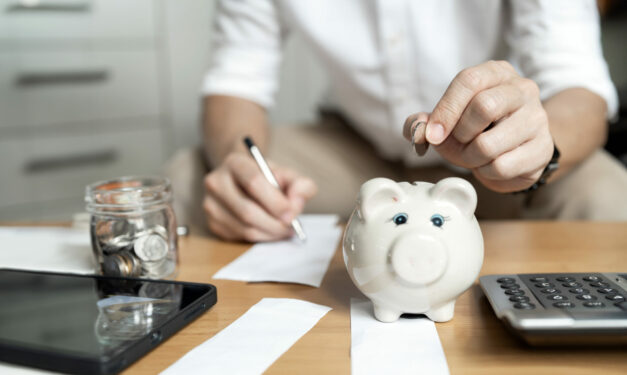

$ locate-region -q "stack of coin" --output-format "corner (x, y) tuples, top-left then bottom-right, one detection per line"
(94, 219), (174, 278)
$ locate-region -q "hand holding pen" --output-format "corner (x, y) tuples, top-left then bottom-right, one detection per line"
(202, 137), (317, 242)
(244, 137), (307, 241)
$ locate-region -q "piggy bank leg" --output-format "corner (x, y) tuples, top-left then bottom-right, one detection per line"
(373, 304), (402, 323)
(425, 301), (456, 322)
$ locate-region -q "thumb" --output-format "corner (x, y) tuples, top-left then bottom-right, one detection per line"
(426, 90), (466, 146)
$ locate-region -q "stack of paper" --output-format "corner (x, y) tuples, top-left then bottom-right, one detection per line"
(213, 215), (342, 287)
(0, 227), (95, 274)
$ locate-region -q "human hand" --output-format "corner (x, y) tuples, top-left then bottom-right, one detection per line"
(404, 60), (554, 192)
(203, 152), (317, 242)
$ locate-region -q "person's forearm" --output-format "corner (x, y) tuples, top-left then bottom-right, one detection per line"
(203, 95), (269, 168)
(543, 88), (608, 181)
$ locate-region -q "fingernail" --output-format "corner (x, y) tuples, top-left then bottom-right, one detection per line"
(281, 211), (293, 224)
(426, 123), (445, 144)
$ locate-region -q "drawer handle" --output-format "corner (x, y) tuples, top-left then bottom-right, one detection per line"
(24, 149), (118, 173)
(15, 69), (108, 86)
(6, 0), (91, 12)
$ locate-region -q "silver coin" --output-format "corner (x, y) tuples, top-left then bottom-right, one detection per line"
(142, 257), (176, 279)
(134, 233), (169, 262)
(152, 224), (169, 238)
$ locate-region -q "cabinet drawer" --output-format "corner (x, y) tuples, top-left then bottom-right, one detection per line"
(0, 0), (155, 40)
(0, 126), (163, 209)
(0, 49), (161, 128)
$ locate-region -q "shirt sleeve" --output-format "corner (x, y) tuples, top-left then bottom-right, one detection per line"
(202, 0), (286, 108)
(507, 0), (618, 120)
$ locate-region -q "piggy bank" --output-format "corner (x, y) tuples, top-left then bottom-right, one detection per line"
(343, 177), (483, 322)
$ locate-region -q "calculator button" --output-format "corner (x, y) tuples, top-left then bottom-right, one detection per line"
(583, 301), (605, 308)
(606, 294), (625, 302)
(589, 282), (610, 288)
(583, 276), (601, 282)
(497, 277), (516, 284)
(500, 283), (520, 289)
(556, 276), (575, 282)
(547, 294), (568, 301)
(509, 295), (530, 302)
(513, 302), (535, 309)
(530, 277), (548, 282)
(505, 289), (525, 296)
(535, 282), (555, 288)
(576, 294), (597, 301)
(540, 288), (560, 294)
(597, 288), (616, 294)
(562, 282), (582, 288)
(553, 301), (574, 308)
(569, 288), (589, 294)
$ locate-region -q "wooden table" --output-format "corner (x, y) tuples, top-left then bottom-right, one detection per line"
(126, 222), (627, 375)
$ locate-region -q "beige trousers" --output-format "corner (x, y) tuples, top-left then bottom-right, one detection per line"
(165, 117), (627, 233)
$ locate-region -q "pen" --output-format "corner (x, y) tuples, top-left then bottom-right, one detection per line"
(243, 136), (307, 242)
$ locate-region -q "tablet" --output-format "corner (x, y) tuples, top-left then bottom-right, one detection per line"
(0, 269), (217, 374)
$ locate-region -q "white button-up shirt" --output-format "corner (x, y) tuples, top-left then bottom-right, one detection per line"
(202, 0), (617, 166)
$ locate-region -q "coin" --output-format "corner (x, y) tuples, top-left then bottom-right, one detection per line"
(134, 233), (169, 262)
(102, 252), (141, 277)
(142, 257), (176, 279)
(410, 121), (429, 156)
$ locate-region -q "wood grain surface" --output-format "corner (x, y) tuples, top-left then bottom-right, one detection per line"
(124, 221), (627, 375)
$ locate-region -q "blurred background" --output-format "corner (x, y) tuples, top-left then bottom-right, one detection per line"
(0, 0), (625, 222)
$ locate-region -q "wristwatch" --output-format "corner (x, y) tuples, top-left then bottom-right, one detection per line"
(514, 143), (560, 194)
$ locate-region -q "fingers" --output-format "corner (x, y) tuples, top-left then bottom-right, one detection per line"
(452, 83), (526, 144)
(472, 132), (554, 192)
(225, 154), (294, 222)
(458, 108), (540, 168)
(203, 152), (318, 242)
(204, 167), (293, 240)
(427, 60), (516, 145)
(203, 195), (284, 242)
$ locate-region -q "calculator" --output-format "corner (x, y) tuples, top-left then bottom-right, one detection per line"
(479, 273), (627, 345)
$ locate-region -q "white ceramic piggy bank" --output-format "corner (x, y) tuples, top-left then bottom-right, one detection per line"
(343, 177), (483, 322)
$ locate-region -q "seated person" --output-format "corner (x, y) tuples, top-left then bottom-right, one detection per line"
(167, 0), (627, 241)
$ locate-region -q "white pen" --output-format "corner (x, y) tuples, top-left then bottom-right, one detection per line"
(243, 136), (307, 242)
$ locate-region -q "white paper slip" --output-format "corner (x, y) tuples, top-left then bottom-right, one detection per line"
(160, 298), (332, 375)
(350, 299), (450, 375)
(0, 362), (61, 375)
(0, 227), (96, 274)
(213, 215), (341, 287)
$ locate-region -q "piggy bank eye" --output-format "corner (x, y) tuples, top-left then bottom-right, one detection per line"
(430, 214), (445, 227)
(392, 213), (408, 225)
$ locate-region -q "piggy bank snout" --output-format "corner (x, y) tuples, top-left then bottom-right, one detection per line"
(389, 233), (448, 287)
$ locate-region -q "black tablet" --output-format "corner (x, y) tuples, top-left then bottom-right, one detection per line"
(0, 269), (217, 375)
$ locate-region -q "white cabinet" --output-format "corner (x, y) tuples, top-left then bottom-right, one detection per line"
(0, 0), (155, 41)
(1, 49), (161, 129)
(0, 0), (167, 220)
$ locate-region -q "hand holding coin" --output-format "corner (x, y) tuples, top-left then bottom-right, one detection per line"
(402, 111), (430, 156)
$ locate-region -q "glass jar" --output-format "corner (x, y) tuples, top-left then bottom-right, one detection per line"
(85, 176), (178, 279)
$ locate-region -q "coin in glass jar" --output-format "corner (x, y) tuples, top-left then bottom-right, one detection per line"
(134, 232), (169, 262)
(102, 252), (141, 277)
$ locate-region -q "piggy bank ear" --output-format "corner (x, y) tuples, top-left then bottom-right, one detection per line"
(358, 178), (405, 222)
(429, 177), (477, 218)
